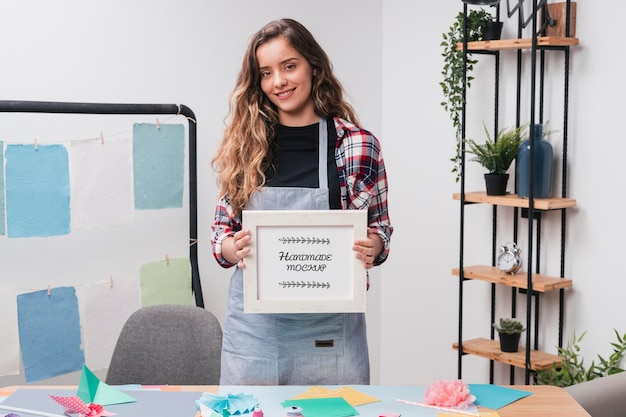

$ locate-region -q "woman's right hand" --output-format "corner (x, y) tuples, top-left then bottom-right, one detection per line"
(230, 229), (251, 268)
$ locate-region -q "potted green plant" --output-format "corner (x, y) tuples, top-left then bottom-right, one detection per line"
(440, 7), (494, 182)
(535, 330), (626, 387)
(493, 317), (526, 352)
(465, 124), (528, 195)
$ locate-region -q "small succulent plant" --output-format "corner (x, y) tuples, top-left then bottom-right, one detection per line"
(493, 317), (525, 334)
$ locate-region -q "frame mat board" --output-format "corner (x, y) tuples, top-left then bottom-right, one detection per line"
(1, 388), (200, 417)
(0, 100), (203, 308)
(242, 209), (367, 313)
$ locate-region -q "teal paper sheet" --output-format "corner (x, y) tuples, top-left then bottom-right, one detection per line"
(469, 384), (532, 409)
(132, 123), (185, 210)
(282, 397), (359, 417)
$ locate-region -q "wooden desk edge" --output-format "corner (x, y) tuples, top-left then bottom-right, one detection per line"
(503, 385), (590, 417)
(0, 384), (218, 392)
(1, 384), (590, 417)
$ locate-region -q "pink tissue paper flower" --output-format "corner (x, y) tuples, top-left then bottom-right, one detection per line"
(423, 379), (476, 410)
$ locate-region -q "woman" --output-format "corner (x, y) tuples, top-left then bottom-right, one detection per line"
(211, 18), (392, 385)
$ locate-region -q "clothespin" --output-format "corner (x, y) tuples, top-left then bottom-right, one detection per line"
(165, 253), (170, 266)
(47, 284), (51, 296)
(34, 138), (39, 151)
(156, 118), (161, 129)
(100, 132), (105, 145)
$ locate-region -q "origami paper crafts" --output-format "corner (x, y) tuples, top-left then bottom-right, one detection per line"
(196, 392), (258, 415)
(198, 402), (222, 417)
(49, 395), (115, 417)
(291, 385), (380, 407)
(77, 365), (136, 406)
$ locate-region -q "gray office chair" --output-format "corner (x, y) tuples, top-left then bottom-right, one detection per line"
(565, 371), (626, 417)
(105, 304), (222, 385)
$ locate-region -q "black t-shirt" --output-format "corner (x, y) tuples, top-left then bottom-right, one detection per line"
(265, 118), (341, 209)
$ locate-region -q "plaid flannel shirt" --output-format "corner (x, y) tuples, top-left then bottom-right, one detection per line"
(211, 117), (393, 268)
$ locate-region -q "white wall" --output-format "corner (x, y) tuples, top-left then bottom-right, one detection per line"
(1, 0), (625, 388)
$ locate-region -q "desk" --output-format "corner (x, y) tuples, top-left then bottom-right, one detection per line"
(0, 385), (590, 417)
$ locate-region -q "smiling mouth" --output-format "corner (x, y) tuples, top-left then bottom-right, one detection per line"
(276, 88), (295, 97)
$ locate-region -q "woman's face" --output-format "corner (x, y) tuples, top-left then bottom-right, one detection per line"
(256, 36), (316, 126)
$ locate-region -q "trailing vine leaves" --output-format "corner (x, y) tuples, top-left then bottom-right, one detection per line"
(535, 330), (626, 387)
(440, 9), (493, 182)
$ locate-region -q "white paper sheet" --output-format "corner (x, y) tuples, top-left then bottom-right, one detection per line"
(0, 284), (20, 377)
(79, 276), (141, 370)
(71, 137), (133, 230)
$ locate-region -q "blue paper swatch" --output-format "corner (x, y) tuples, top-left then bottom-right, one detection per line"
(5, 144), (71, 237)
(133, 123), (185, 209)
(17, 286), (85, 382)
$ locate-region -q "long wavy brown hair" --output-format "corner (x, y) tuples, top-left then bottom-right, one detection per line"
(212, 18), (359, 214)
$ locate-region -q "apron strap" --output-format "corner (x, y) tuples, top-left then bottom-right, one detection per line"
(318, 117), (328, 190)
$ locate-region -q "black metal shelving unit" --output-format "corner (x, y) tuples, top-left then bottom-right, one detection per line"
(454, 0), (577, 384)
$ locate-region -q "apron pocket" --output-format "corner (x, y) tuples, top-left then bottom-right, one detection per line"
(279, 355), (340, 385)
(220, 351), (279, 385)
(277, 313), (344, 357)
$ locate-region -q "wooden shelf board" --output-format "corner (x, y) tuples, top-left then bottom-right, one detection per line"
(452, 265), (572, 292)
(453, 338), (563, 371)
(456, 37), (579, 51)
(453, 191), (577, 210)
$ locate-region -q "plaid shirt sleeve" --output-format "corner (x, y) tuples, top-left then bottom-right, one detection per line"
(210, 196), (241, 268)
(334, 118), (393, 265)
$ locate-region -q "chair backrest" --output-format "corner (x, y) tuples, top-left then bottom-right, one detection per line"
(565, 371), (626, 417)
(105, 304), (222, 385)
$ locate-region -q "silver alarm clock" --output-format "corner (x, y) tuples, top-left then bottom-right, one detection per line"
(496, 242), (522, 274)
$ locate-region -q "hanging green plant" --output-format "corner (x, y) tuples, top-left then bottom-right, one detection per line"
(440, 8), (493, 182)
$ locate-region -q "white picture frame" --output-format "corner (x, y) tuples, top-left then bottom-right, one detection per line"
(242, 209), (368, 313)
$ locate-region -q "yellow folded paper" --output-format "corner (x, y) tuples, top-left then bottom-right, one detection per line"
(291, 386), (380, 407)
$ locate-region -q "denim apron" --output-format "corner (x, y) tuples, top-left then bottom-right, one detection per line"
(220, 118), (369, 385)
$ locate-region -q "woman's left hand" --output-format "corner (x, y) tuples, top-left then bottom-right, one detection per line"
(353, 228), (382, 270)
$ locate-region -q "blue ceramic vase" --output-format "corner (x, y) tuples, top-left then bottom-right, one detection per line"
(516, 124), (553, 198)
